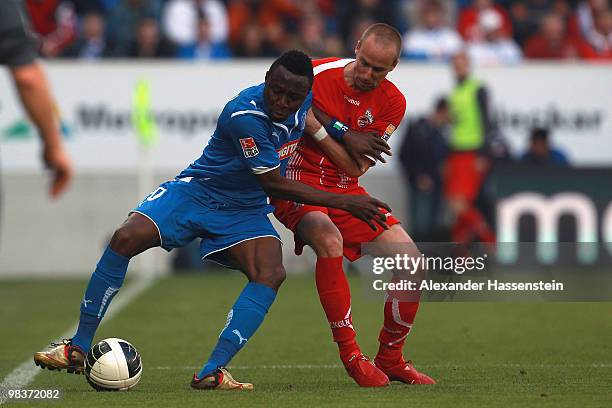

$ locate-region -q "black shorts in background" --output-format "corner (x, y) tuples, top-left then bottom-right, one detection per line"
(0, 0), (38, 67)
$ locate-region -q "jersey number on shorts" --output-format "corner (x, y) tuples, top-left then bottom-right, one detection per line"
(145, 187), (167, 202)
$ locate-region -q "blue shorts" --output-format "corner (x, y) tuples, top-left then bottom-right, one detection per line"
(131, 177), (281, 268)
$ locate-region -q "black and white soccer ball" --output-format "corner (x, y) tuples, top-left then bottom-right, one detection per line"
(85, 338), (142, 391)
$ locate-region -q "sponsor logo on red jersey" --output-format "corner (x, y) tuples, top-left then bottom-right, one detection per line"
(239, 137), (259, 158)
(343, 94), (360, 106)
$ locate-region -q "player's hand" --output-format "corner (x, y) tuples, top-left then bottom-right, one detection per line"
(339, 194), (392, 231)
(42, 145), (73, 198)
(416, 174), (434, 192)
(343, 129), (391, 164)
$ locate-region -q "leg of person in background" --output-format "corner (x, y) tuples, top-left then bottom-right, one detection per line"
(447, 175), (496, 245)
(452, 204), (496, 244)
(409, 184), (426, 240)
(429, 185), (443, 238)
(445, 153), (495, 245)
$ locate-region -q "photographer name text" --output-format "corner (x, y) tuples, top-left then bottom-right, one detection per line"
(373, 279), (564, 292)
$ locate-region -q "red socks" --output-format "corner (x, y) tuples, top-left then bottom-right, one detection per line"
(315, 257), (422, 366)
(453, 207), (496, 244)
(376, 278), (420, 367)
(315, 256), (359, 362)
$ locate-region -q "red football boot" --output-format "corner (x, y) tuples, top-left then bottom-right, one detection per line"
(343, 353), (390, 387)
(375, 358), (436, 384)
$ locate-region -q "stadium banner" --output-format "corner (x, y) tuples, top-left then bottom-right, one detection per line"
(1, 62), (611, 173)
(493, 163), (612, 264)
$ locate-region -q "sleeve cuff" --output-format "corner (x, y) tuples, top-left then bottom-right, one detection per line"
(251, 163), (281, 175)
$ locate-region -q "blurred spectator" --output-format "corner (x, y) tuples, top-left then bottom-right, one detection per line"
(346, 16), (378, 55)
(290, 12), (343, 57)
(508, 1), (542, 47)
(24, 0), (612, 63)
(106, 0), (161, 56)
(127, 17), (176, 58)
(233, 21), (281, 57)
(70, 0), (105, 14)
(227, 0), (256, 47)
(25, 0), (77, 58)
(577, 7), (612, 59)
(568, 0), (609, 40)
(98, 0), (122, 11)
(445, 51), (496, 244)
(399, 0), (457, 32)
(227, 0), (299, 54)
(467, 9), (523, 65)
(476, 125), (512, 231)
(339, 0), (395, 53)
(403, 0), (463, 61)
(521, 127), (570, 165)
(258, 0), (301, 32)
(176, 15), (232, 59)
(524, 12), (579, 59)
(458, 0), (513, 41)
(162, 0), (229, 49)
(399, 97), (450, 240)
(61, 12), (115, 59)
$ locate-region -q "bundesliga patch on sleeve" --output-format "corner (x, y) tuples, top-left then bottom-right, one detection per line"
(383, 124), (396, 141)
(239, 137), (260, 158)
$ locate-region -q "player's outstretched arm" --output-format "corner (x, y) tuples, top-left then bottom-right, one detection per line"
(312, 105), (391, 163)
(257, 168), (390, 230)
(305, 109), (371, 177)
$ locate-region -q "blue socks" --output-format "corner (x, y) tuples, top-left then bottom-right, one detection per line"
(72, 246), (130, 352)
(198, 282), (276, 378)
(73, 247), (276, 377)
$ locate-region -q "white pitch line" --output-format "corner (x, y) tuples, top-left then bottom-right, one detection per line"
(151, 363), (612, 370)
(152, 364), (344, 370)
(0, 277), (156, 405)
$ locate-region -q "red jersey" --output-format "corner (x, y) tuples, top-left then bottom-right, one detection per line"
(286, 57), (406, 190)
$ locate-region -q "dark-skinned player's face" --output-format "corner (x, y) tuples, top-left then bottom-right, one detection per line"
(353, 36), (398, 92)
(264, 65), (311, 122)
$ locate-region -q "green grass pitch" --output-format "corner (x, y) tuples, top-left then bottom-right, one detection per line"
(1, 273), (611, 407)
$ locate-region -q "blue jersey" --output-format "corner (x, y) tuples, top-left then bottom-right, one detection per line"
(178, 83), (312, 209)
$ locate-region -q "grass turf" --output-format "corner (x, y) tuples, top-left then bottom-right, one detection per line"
(1, 273), (611, 407)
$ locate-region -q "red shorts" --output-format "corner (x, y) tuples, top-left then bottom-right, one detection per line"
(272, 186), (400, 261)
(444, 151), (486, 203)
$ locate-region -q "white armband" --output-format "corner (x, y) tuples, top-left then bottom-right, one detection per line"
(312, 126), (328, 142)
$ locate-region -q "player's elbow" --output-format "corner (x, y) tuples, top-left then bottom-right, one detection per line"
(261, 184), (282, 198)
(257, 174), (285, 198)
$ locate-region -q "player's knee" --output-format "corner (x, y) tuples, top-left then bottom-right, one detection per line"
(11, 64), (40, 90)
(312, 232), (343, 258)
(109, 227), (141, 258)
(270, 264), (287, 288)
(251, 263), (286, 290)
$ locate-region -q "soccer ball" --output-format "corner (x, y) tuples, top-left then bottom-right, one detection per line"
(85, 338), (142, 391)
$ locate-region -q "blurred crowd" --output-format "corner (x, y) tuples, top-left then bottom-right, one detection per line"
(26, 0), (612, 63)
